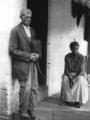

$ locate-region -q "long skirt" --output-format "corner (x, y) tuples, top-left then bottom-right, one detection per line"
(61, 75), (88, 104)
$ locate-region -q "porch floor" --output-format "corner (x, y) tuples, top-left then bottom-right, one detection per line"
(9, 86), (90, 120)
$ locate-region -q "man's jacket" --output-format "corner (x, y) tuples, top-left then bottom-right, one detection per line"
(9, 23), (41, 81)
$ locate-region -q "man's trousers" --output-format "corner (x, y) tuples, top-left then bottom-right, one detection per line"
(19, 62), (38, 113)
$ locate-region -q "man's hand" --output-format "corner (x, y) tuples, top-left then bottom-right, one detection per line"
(30, 53), (40, 61)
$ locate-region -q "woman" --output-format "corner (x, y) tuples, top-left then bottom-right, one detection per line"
(61, 41), (88, 108)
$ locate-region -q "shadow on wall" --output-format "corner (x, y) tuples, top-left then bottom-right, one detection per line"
(71, 0), (89, 42)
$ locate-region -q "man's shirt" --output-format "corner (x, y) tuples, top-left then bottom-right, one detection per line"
(23, 25), (31, 38)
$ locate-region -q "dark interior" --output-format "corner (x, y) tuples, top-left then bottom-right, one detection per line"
(27, 0), (48, 86)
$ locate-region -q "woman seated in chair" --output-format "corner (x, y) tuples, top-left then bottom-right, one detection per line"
(61, 41), (88, 108)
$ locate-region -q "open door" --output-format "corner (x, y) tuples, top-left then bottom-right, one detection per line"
(27, 0), (48, 87)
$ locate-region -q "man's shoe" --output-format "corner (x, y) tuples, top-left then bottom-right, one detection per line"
(20, 112), (30, 118)
(65, 102), (73, 106)
(74, 102), (80, 108)
(28, 110), (38, 120)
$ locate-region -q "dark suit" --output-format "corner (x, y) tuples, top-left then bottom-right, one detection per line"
(9, 23), (40, 113)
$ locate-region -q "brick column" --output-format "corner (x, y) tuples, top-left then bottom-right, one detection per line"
(0, 0), (27, 117)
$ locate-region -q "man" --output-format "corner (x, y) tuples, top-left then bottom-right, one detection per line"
(9, 8), (41, 119)
(61, 41), (88, 108)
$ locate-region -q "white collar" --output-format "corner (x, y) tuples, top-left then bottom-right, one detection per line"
(23, 24), (30, 30)
(23, 25), (31, 37)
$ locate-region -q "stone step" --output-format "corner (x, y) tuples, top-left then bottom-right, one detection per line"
(38, 86), (48, 101)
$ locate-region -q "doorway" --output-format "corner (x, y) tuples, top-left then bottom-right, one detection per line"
(27, 0), (48, 86)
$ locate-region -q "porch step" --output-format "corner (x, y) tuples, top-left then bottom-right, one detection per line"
(38, 86), (48, 101)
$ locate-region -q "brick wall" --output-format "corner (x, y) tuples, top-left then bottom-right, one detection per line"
(47, 0), (88, 96)
(0, 0), (27, 117)
(0, 72), (8, 116)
